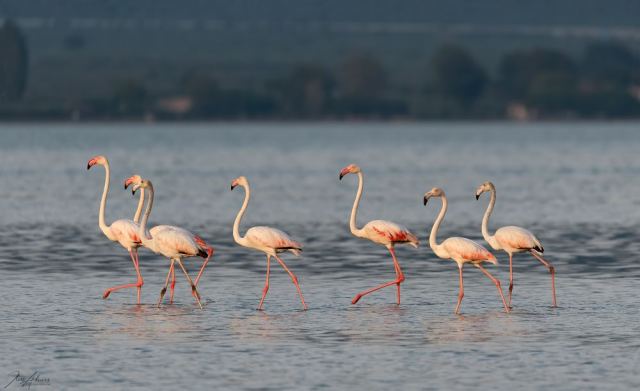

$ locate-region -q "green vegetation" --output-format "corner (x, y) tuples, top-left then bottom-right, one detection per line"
(0, 17), (639, 121)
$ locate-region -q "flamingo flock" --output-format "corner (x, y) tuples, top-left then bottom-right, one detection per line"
(88, 156), (557, 314)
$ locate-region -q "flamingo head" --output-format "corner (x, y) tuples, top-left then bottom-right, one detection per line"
(339, 164), (361, 180)
(132, 179), (152, 195)
(230, 176), (248, 191)
(124, 175), (143, 192)
(423, 187), (444, 205)
(86, 155), (107, 170)
(475, 181), (495, 200)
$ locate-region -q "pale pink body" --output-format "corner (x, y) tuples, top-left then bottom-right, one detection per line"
(242, 226), (303, 256)
(87, 155), (146, 304)
(424, 187), (509, 314)
(231, 176), (307, 310)
(476, 181), (556, 307)
(129, 178), (213, 309)
(359, 220), (419, 248)
(339, 164), (418, 305)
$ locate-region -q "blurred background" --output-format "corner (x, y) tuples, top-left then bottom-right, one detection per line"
(1, 0), (640, 122)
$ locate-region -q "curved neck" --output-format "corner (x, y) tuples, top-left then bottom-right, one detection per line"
(349, 172), (364, 236)
(133, 188), (145, 224)
(429, 195), (448, 251)
(138, 183), (154, 243)
(233, 183), (250, 246)
(97, 162), (113, 239)
(481, 187), (497, 246)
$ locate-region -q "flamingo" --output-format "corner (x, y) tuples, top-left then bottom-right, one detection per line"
(475, 181), (557, 308)
(339, 164), (418, 305)
(231, 176), (307, 310)
(87, 155), (145, 304)
(423, 187), (510, 314)
(126, 177), (213, 309)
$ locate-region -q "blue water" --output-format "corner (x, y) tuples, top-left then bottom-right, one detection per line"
(0, 122), (639, 390)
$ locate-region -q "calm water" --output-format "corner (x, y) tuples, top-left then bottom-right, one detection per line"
(0, 122), (639, 390)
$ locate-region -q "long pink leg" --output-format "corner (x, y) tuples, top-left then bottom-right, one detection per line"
(508, 253), (514, 308)
(133, 250), (143, 304)
(257, 255), (271, 310)
(194, 247), (214, 287)
(454, 264), (464, 314)
(157, 260), (174, 307)
(169, 263), (176, 304)
(530, 251), (557, 307)
(475, 264), (510, 313)
(102, 249), (144, 304)
(176, 260), (203, 309)
(274, 255), (307, 310)
(352, 247), (405, 305)
(389, 247), (405, 305)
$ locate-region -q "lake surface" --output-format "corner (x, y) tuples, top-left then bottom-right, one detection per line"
(0, 122), (639, 390)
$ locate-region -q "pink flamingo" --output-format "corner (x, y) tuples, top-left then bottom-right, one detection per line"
(339, 164), (419, 305)
(126, 177), (213, 309)
(231, 176), (307, 310)
(424, 187), (510, 314)
(87, 155), (145, 304)
(476, 181), (557, 307)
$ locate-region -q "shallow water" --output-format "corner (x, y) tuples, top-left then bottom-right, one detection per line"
(0, 122), (639, 390)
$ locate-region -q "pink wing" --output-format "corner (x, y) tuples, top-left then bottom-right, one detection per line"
(152, 226), (200, 257)
(246, 226), (302, 254)
(443, 237), (496, 264)
(110, 219), (142, 248)
(364, 220), (419, 247)
(495, 226), (543, 252)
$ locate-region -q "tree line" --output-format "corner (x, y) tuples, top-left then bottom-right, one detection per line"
(1, 19), (639, 120)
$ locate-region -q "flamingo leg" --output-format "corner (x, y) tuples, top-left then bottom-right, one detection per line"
(351, 247), (405, 305)
(257, 255), (271, 310)
(157, 259), (174, 307)
(389, 247), (405, 305)
(508, 253), (514, 308)
(274, 255), (308, 310)
(530, 251), (557, 307)
(474, 264), (510, 313)
(176, 260), (204, 309)
(169, 262), (176, 304)
(102, 249), (144, 304)
(194, 247), (214, 287)
(133, 250), (143, 304)
(454, 264), (464, 314)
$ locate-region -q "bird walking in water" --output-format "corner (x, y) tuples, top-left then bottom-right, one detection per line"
(231, 176), (307, 310)
(339, 164), (418, 305)
(87, 155), (145, 304)
(475, 181), (557, 308)
(424, 187), (510, 314)
(126, 177), (213, 309)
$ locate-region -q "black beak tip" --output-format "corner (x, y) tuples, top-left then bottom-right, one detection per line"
(475, 194), (480, 200)
(230, 185), (234, 191)
(339, 174), (344, 180)
(86, 164), (91, 170)
(423, 197), (428, 205)
(132, 189), (136, 195)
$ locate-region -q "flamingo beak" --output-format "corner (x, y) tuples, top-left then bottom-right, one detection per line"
(423, 195), (429, 205)
(231, 181), (237, 191)
(339, 167), (350, 180)
(86, 158), (97, 170)
(475, 187), (484, 200)
(124, 177), (134, 189)
(132, 183), (141, 195)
